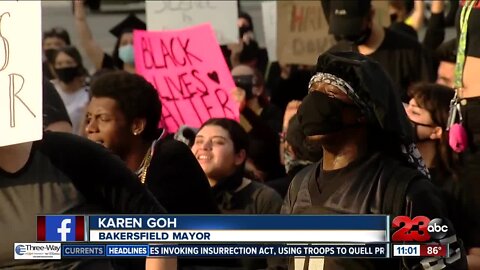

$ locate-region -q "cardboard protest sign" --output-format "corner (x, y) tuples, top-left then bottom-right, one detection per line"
(277, 1), (335, 66)
(262, 1), (277, 62)
(146, 1), (238, 45)
(0, 1), (42, 147)
(134, 24), (239, 134)
(277, 1), (391, 65)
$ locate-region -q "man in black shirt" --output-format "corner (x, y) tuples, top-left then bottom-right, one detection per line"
(0, 132), (175, 269)
(43, 78), (72, 132)
(282, 51), (467, 269)
(322, 0), (435, 102)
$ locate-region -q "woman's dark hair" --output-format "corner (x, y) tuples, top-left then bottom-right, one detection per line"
(238, 11), (254, 31)
(408, 83), (459, 180)
(200, 118), (249, 155)
(53, 46), (88, 76)
(89, 71), (162, 142)
(43, 27), (71, 45)
(111, 31), (131, 70)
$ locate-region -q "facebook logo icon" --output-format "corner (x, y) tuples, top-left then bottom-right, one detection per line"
(39, 216), (85, 242)
(57, 218), (72, 241)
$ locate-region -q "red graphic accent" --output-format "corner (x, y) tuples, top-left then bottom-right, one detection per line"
(460, 0), (480, 8)
(36, 216), (46, 241)
(420, 245), (447, 257)
(76, 216), (85, 241)
(392, 216), (431, 242)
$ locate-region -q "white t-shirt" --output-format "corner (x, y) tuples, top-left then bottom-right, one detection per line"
(52, 80), (89, 135)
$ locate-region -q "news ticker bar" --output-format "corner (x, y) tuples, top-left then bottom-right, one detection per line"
(14, 243), (449, 260)
(37, 215), (390, 243)
(16, 243), (389, 259)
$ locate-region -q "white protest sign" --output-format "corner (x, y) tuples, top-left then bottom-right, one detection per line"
(146, 1), (239, 45)
(0, 1), (42, 147)
(261, 1), (277, 62)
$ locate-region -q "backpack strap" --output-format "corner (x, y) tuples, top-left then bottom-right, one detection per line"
(382, 166), (424, 216)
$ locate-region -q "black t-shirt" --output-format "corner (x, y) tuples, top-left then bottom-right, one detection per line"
(330, 29), (435, 102)
(145, 138), (220, 214)
(266, 63), (312, 114)
(428, 168), (478, 250)
(455, 149), (480, 249)
(282, 152), (468, 270)
(0, 132), (165, 269)
(42, 61), (55, 81)
(101, 52), (121, 71)
(43, 79), (71, 129)
(259, 104), (283, 135)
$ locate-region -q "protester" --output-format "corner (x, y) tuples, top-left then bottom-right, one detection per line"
(279, 100), (303, 166)
(405, 83), (480, 268)
(447, 1), (480, 268)
(85, 71), (219, 269)
(282, 51), (467, 269)
(51, 46), (90, 135)
(268, 113), (322, 198)
(231, 65), (285, 182)
(0, 133), (175, 269)
(192, 118), (282, 213)
(226, 11), (268, 75)
(435, 38), (457, 87)
(42, 27), (71, 80)
(231, 65), (283, 134)
(191, 118), (283, 269)
(85, 71), (219, 215)
(43, 79), (72, 133)
(73, 0), (145, 73)
(322, 0), (434, 102)
(388, 0), (418, 39)
(266, 63), (313, 114)
(406, 83), (458, 181)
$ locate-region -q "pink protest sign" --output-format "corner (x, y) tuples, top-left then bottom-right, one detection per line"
(134, 24), (239, 133)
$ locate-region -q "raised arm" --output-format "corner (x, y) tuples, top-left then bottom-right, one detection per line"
(422, 0), (445, 51)
(406, 0), (425, 31)
(73, 0), (105, 71)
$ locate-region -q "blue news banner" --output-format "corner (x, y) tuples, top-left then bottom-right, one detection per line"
(62, 244), (389, 258)
(41, 215), (390, 258)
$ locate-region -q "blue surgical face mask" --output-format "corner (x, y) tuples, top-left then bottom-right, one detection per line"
(118, 44), (135, 65)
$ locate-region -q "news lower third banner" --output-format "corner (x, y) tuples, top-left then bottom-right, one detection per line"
(15, 243), (389, 259)
(83, 215), (388, 243)
(36, 215), (388, 243)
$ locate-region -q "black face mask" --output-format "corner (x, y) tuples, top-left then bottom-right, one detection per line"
(55, 67), (79, 84)
(410, 120), (435, 143)
(239, 25), (252, 39)
(297, 91), (361, 136)
(44, 49), (58, 64)
(334, 27), (372, 45)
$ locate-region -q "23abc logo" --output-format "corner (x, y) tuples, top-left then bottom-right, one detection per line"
(392, 216), (448, 242)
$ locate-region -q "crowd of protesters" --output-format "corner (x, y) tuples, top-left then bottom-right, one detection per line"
(1, 0), (480, 269)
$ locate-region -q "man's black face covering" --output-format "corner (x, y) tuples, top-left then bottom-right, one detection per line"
(298, 91), (359, 136)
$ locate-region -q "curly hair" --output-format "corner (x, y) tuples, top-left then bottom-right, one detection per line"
(89, 71), (162, 142)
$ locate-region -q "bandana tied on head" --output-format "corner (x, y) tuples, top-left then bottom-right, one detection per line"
(299, 51), (430, 178)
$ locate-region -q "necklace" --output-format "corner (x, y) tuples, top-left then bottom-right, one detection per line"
(136, 131), (165, 184)
(138, 147), (153, 184)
